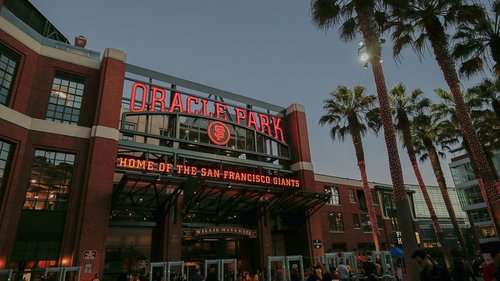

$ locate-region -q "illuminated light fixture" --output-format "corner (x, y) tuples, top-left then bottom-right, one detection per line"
(54, 91), (68, 99)
(31, 179), (37, 183)
(359, 52), (369, 63)
(139, 198), (143, 202)
(359, 41), (364, 47)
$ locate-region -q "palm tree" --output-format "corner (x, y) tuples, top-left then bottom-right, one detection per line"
(469, 77), (500, 120)
(311, 2), (420, 278)
(433, 88), (500, 179)
(411, 107), (469, 256)
(319, 85), (381, 251)
(387, 0), (500, 237)
(388, 83), (453, 267)
(452, 0), (500, 77)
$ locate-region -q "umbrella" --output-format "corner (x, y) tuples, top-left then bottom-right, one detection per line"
(390, 247), (404, 258)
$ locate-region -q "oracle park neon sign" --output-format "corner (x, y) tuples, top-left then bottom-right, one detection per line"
(117, 157), (301, 188)
(129, 82), (285, 143)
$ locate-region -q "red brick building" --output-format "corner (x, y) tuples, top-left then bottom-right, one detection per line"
(0, 2), (411, 281)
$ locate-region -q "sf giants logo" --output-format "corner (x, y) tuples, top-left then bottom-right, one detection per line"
(207, 121), (230, 146)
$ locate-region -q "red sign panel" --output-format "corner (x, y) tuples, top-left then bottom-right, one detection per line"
(208, 121), (231, 146)
(117, 157), (300, 188)
(128, 82), (285, 143)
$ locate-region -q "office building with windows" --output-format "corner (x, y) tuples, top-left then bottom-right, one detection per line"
(449, 151), (500, 248)
(405, 184), (469, 251)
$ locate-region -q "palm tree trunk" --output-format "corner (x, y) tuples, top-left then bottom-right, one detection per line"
(350, 125), (380, 252)
(400, 122), (453, 268)
(425, 142), (468, 256)
(353, 2), (420, 280)
(424, 17), (500, 237)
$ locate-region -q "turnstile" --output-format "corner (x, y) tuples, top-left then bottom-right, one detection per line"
(44, 267), (81, 281)
(204, 259), (237, 281)
(149, 261), (185, 281)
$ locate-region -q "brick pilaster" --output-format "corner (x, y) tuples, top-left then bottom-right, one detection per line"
(75, 48), (126, 280)
(284, 104), (324, 262)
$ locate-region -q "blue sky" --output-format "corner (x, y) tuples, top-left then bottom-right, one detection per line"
(30, 0), (491, 187)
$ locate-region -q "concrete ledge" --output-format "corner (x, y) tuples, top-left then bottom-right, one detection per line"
(0, 104), (119, 140)
(104, 48), (127, 62)
(286, 103), (305, 115)
(91, 125), (119, 141)
(290, 161), (314, 171)
(0, 17), (101, 69)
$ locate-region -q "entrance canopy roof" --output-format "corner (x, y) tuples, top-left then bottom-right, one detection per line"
(111, 172), (329, 224)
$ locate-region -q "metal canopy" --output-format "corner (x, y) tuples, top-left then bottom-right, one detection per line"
(111, 172), (329, 223)
(111, 173), (186, 221)
(182, 179), (330, 220)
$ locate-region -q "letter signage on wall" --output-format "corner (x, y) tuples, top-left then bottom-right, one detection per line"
(117, 157), (301, 188)
(128, 82), (285, 143)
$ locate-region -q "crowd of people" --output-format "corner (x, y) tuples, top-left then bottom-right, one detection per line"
(411, 248), (500, 281)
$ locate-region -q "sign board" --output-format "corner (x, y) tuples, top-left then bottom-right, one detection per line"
(313, 240), (322, 249)
(138, 260), (149, 269)
(396, 231), (403, 245)
(117, 157), (300, 188)
(83, 250), (97, 260)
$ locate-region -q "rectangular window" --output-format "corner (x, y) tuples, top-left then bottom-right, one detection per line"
(352, 214), (360, 229)
(328, 212), (344, 232)
(377, 215), (383, 229)
(46, 71), (85, 124)
(325, 186), (340, 205)
(0, 139), (14, 200)
(0, 43), (20, 105)
(121, 123), (136, 141)
(372, 191), (378, 204)
(361, 214), (371, 232)
(348, 188), (356, 203)
(23, 149), (75, 211)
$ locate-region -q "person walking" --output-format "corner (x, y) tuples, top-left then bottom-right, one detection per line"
(412, 250), (451, 281)
(450, 257), (477, 281)
(336, 260), (349, 281)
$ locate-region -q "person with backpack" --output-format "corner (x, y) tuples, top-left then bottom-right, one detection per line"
(336, 260), (349, 281)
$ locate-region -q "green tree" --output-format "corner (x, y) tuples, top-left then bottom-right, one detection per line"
(386, 0), (500, 238)
(453, 0), (500, 77)
(406, 93), (468, 257)
(319, 85), (381, 251)
(469, 77), (500, 120)
(311, 2), (420, 278)
(388, 83), (453, 268)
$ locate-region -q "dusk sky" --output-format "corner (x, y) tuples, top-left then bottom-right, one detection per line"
(31, 0), (491, 187)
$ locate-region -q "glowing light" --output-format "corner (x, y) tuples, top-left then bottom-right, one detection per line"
(359, 52), (369, 62)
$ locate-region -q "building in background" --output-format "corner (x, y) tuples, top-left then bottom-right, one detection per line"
(449, 151), (500, 250)
(405, 184), (469, 251)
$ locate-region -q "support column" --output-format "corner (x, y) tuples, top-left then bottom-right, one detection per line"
(165, 195), (183, 261)
(258, 205), (273, 269)
(75, 49), (126, 280)
(284, 104), (324, 263)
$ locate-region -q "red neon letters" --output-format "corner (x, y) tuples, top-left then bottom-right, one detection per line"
(117, 157), (300, 188)
(129, 82), (285, 142)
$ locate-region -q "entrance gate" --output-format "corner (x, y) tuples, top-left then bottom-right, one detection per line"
(0, 269), (13, 281)
(267, 256), (305, 281)
(149, 261), (185, 281)
(204, 259), (237, 281)
(267, 256), (285, 281)
(340, 252), (358, 280)
(371, 251), (395, 280)
(318, 253), (341, 269)
(285, 256), (304, 281)
(44, 267), (81, 281)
